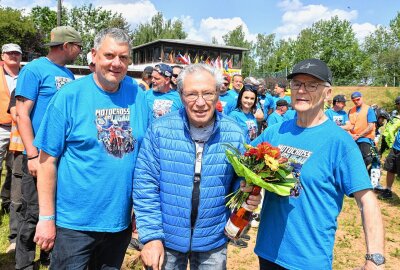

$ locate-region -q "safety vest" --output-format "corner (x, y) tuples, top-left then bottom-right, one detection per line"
(9, 121), (24, 152)
(349, 104), (375, 140)
(0, 64), (12, 125)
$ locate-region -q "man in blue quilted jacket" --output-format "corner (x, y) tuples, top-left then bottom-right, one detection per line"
(134, 63), (261, 270)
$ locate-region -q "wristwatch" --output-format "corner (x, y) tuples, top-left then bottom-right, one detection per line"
(365, 253), (385, 266)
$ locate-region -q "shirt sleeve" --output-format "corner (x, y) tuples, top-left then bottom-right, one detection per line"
(15, 67), (40, 101)
(367, 107), (377, 123)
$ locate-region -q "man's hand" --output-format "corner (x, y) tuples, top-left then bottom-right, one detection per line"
(141, 240), (164, 270)
(27, 157), (39, 177)
(33, 220), (56, 252)
(353, 260), (385, 270)
(240, 180), (262, 211)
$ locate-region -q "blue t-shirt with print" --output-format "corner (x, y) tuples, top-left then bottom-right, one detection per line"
(145, 89), (183, 120)
(354, 107), (377, 144)
(34, 74), (149, 232)
(219, 91), (236, 115)
(228, 89), (239, 100)
(250, 119), (371, 270)
(325, 108), (349, 126)
(267, 111), (285, 126)
(228, 109), (258, 143)
(15, 57), (75, 135)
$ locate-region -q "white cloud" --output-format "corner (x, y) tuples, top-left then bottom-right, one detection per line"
(352, 23), (377, 42)
(275, 1), (359, 40)
(179, 16), (257, 44)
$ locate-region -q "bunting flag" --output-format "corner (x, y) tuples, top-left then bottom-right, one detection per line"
(168, 50), (175, 64)
(224, 58), (229, 71)
(205, 56), (210, 65)
(177, 53), (190, 65)
(216, 56), (222, 69)
(228, 57), (233, 68)
(210, 58), (215, 67)
(185, 53), (191, 64)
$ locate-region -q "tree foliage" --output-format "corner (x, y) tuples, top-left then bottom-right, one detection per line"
(131, 12), (187, 46)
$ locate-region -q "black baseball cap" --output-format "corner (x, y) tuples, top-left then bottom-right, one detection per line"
(287, 58), (332, 85)
(276, 99), (289, 107)
(333, 95), (346, 103)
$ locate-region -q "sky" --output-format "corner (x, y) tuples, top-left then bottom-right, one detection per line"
(2, 0), (400, 43)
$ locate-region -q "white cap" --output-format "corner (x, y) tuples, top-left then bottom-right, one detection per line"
(2, 43), (22, 54)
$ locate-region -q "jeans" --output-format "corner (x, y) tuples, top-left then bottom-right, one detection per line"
(164, 244), (227, 270)
(50, 225), (131, 270)
(15, 155), (39, 270)
(9, 151), (23, 243)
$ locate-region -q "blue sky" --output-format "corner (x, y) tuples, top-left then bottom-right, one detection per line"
(2, 0), (399, 43)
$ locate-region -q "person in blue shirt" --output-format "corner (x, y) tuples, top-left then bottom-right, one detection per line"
(348, 91), (377, 167)
(33, 28), (149, 270)
(252, 59), (384, 270)
(267, 99), (289, 126)
(228, 74), (243, 100)
(15, 25), (82, 270)
(146, 64), (183, 121)
(273, 82), (292, 109)
(218, 74), (236, 115)
(325, 94), (351, 130)
(229, 85), (258, 143)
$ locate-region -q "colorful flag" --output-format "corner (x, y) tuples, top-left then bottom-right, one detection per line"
(216, 56), (222, 69)
(168, 50), (174, 64)
(177, 53), (190, 65)
(228, 57), (233, 68)
(205, 56), (210, 65)
(224, 58), (229, 71)
(194, 54), (199, 64)
(184, 53), (191, 65)
(210, 58), (215, 67)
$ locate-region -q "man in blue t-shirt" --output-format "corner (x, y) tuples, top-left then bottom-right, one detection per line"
(219, 74), (236, 115)
(32, 28), (149, 269)
(146, 63), (183, 121)
(267, 99), (288, 126)
(252, 59), (384, 270)
(15, 26), (82, 270)
(325, 94), (351, 130)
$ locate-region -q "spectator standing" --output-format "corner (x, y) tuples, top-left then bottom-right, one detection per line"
(348, 91), (377, 167)
(266, 99), (289, 126)
(137, 66), (153, 91)
(229, 74), (243, 100)
(33, 28), (149, 269)
(15, 26), (82, 270)
(252, 59), (384, 270)
(325, 94), (351, 130)
(218, 74), (236, 115)
(133, 64), (261, 270)
(171, 65), (183, 90)
(146, 63), (183, 120)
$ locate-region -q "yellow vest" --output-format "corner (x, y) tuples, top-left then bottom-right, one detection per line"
(349, 104), (375, 140)
(9, 121), (24, 152)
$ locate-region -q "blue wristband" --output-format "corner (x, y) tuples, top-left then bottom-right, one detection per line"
(39, 215), (55, 221)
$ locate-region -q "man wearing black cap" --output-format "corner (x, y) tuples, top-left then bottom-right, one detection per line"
(348, 91), (377, 167)
(137, 66), (153, 91)
(266, 99), (288, 126)
(145, 63), (183, 120)
(15, 25), (81, 270)
(325, 94), (351, 130)
(251, 58), (384, 270)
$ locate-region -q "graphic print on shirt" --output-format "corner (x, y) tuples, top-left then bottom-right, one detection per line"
(55, 77), (73, 90)
(246, 120), (258, 141)
(153, 99), (173, 118)
(278, 145), (313, 196)
(95, 108), (136, 158)
(332, 115), (344, 126)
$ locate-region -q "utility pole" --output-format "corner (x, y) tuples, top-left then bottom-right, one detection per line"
(57, 0), (62, 26)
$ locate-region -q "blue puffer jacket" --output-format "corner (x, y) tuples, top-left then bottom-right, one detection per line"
(133, 108), (245, 252)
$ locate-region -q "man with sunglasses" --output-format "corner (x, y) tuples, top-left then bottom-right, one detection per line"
(251, 59), (384, 270)
(145, 63), (183, 121)
(170, 65), (183, 90)
(15, 26), (81, 270)
(348, 91), (377, 167)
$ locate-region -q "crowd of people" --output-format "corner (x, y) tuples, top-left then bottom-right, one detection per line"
(0, 26), (392, 270)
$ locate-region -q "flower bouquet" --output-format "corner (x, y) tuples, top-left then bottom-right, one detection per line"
(225, 142), (300, 210)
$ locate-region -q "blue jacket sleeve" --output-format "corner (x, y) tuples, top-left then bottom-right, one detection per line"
(133, 125), (165, 244)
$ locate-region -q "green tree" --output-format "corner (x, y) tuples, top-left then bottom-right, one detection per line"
(254, 33), (276, 75)
(0, 7), (43, 60)
(223, 25), (255, 77)
(132, 12), (187, 46)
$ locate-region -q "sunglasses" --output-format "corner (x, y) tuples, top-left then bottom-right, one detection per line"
(172, 73), (179, 78)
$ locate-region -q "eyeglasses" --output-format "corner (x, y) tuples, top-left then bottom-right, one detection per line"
(70, 43), (83, 51)
(182, 92), (217, 102)
(290, 80), (329, 92)
(172, 73), (179, 78)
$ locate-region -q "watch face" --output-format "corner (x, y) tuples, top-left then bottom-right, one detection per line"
(371, 254), (385, 265)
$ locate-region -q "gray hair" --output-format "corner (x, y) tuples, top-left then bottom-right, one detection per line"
(176, 63), (224, 94)
(93, 28), (131, 54)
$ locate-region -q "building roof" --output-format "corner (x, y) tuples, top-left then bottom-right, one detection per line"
(132, 39), (249, 51)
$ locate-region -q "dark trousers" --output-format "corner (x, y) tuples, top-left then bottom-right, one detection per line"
(9, 151), (23, 243)
(357, 142), (374, 167)
(15, 155), (39, 270)
(1, 151), (13, 210)
(50, 225), (131, 270)
(259, 257), (287, 270)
